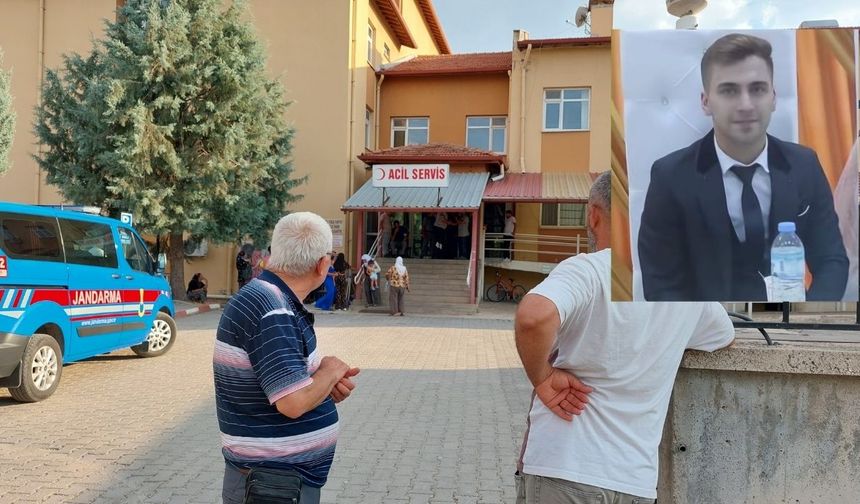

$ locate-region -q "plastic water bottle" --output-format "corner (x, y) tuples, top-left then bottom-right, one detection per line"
(770, 222), (805, 302)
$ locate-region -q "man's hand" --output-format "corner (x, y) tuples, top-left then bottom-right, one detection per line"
(534, 368), (592, 422)
(318, 356), (350, 380)
(330, 367), (360, 403)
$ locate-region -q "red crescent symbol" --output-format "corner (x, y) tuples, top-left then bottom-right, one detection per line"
(374, 167), (386, 180)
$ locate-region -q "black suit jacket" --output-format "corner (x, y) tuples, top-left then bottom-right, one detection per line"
(638, 130), (848, 301)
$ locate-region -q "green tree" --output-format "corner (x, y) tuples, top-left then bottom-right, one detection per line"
(34, 0), (303, 298)
(0, 49), (15, 176)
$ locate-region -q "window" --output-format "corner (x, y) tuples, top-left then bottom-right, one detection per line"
(541, 203), (586, 227)
(544, 88), (590, 131)
(59, 218), (118, 268)
(391, 117), (429, 147)
(383, 43), (391, 63)
(367, 23), (375, 65)
(0, 213), (62, 261)
(365, 109), (373, 149)
(466, 116), (506, 153)
(119, 228), (152, 273)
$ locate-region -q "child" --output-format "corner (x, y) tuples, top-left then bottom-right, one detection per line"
(367, 259), (381, 290)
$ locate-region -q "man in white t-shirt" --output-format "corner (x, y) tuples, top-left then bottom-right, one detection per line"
(514, 172), (735, 503)
(503, 210), (516, 260)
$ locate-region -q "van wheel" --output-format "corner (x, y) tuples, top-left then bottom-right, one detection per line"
(9, 334), (63, 403)
(132, 312), (177, 358)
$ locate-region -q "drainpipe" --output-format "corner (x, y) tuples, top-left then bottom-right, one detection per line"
(519, 43), (531, 174)
(375, 74), (384, 149)
(35, 0), (46, 203)
(345, 0), (358, 258)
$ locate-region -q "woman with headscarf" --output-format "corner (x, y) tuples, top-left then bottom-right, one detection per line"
(385, 256), (410, 316)
(333, 253), (352, 310)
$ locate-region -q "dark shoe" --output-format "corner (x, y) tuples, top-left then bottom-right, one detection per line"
(399, 313), (405, 316)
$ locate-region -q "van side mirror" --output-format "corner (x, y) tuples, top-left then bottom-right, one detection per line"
(157, 253), (167, 274)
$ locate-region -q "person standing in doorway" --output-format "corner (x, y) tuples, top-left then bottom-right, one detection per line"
(457, 214), (471, 259)
(379, 211), (392, 258)
(433, 212), (448, 259)
(504, 210), (517, 260)
(392, 220), (409, 257)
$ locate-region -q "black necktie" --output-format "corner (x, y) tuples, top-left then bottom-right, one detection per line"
(730, 164), (765, 259)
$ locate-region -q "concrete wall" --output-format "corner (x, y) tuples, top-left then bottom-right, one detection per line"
(659, 341), (860, 503)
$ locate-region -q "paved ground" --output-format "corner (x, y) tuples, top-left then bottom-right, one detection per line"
(0, 310), (530, 504)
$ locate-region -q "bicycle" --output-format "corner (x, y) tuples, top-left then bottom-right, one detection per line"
(485, 271), (527, 303)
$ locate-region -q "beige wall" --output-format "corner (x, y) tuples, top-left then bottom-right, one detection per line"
(379, 74), (509, 148)
(589, 3), (613, 37)
(0, 0), (116, 204)
(537, 226), (587, 263)
(541, 131), (590, 172)
(508, 35), (611, 174)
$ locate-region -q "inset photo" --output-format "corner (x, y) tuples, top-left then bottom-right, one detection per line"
(611, 28), (859, 302)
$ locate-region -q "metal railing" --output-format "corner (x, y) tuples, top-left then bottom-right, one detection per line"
(483, 232), (589, 260)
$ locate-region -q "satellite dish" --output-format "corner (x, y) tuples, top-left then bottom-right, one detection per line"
(574, 6), (589, 28)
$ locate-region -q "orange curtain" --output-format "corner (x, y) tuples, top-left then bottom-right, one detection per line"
(796, 29), (856, 189)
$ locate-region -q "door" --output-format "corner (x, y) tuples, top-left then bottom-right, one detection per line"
(0, 211), (71, 353)
(59, 217), (128, 359)
(117, 227), (160, 343)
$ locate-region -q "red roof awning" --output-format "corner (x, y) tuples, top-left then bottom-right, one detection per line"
(483, 173), (596, 203)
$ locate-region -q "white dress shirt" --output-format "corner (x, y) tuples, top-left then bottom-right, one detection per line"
(714, 136), (772, 243)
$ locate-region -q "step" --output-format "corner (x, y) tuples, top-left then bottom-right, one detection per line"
(370, 293), (471, 304)
(360, 302), (478, 316)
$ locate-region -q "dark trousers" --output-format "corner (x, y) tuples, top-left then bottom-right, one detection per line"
(363, 277), (380, 306)
(458, 236), (470, 259)
(503, 234), (514, 259)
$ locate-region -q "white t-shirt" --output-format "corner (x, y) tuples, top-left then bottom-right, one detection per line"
(457, 216), (470, 237)
(521, 249), (734, 499)
(504, 215), (516, 235)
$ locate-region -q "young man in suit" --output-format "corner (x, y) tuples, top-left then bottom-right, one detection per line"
(638, 33), (848, 301)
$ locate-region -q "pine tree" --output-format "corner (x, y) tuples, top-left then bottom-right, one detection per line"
(0, 50), (15, 176)
(34, 0), (303, 298)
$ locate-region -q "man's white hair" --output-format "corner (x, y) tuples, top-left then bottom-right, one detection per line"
(268, 212), (333, 276)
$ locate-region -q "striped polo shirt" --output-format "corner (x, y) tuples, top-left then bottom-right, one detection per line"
(213, 270), (338, 488)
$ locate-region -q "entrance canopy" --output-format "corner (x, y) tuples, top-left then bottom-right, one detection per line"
(342, 172), (489, 211)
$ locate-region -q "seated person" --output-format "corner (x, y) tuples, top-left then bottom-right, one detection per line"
(186, 273), (208, 302)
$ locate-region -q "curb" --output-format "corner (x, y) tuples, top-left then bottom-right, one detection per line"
(175, 303), (222, 319)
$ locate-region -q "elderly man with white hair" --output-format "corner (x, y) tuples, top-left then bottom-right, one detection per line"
(214, 212), (359, 504)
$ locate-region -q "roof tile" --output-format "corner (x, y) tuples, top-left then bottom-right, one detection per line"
(381, 52), (511, 76)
